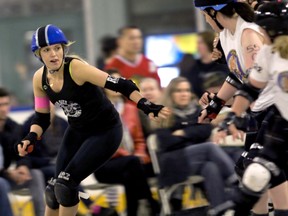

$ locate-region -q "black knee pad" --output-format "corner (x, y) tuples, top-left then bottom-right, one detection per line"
(242, 157), (281, 195)
(54, 173), (79, 207)
(45, 178), (59, 209)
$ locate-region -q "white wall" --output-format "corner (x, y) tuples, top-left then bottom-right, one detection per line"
(9, 108), (67, 125)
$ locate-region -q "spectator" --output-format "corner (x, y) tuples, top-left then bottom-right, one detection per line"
(0, 170), (13, 216)
(202, 71), (227, 95)
(96, 35), (118, 70)
(138, 77), (163, 139)
(105, 25), (160, 85)
(178, 53), (196, 77)
(152, 77), (236, 211)
(94, 69), (160, 216)
(0, 87), (45, 216)
(182, 31), (230, 98)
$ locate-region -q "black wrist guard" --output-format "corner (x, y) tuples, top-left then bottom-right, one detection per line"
(137, 98), (164, 117)
(218, 112), (248, 132)
(21, 132), (38, 153)
(206, 95), (225, 120)
(31, 112), (50, 134)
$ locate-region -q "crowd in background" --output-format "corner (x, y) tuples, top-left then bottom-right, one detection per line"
(0, 24), (244, 216)
(1, 0), (287, 215)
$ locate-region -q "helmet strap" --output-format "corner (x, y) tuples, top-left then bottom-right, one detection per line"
(48, 55), (65, 74)
(48, 45), (66, 74)
(205, 9), (224, 30)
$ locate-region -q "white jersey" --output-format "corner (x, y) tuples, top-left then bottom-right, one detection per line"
(251, 78), (274, 112)
(219, 16), (273, 113)
(249, 45), (288, 121)
(220, 16), (262, 82)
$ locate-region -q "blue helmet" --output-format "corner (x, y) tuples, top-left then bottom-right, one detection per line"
(194, 0), (235, 11)
(31, 24), (68, 53)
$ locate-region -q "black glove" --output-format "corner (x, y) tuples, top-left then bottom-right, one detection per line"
(218, 112), (248, 132)
(19, 132), (38, 153)
(205, 91), (214, 103)
(204, 95), (225, 120)
(137, 98), (164, 117)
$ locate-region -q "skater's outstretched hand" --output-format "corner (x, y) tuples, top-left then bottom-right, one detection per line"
(213, 112), (245, 144)
(137, 97), (171, 122)
(148, 106), (171, 122)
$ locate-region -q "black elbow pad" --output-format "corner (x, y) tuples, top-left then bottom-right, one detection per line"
(104, 75), (139, 99)
(226, 72), (243, 89)
(31, 112), (51, 134)
(234, 82), (262, 103)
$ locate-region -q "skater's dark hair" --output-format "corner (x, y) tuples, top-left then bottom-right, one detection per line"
(219, 2), (254, 23)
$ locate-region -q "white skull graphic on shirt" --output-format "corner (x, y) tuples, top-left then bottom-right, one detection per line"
(55, 100), (82, 117)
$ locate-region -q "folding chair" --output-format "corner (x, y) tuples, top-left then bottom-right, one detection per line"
(147, 134), (206, 216)
(9, 188), (32, 216)
(81, 175), (124, 216)
(82, 183), (119, 205)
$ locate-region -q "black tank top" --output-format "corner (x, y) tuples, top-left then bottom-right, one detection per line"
(41, 57), (120, 132)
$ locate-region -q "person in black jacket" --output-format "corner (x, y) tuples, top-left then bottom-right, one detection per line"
(0, 87), (45, 216)
(181, 31), (230, 98)
(152, 77), (236, 211)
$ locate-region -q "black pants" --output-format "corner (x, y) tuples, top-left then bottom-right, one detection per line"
(235, 107), (286, 187)
(259, 114), (288, 170)
(55, 122), (122, 185)
(94, 156), (155, 216)
(252, 109), (286, 186)
(233, 110), (288, 216)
